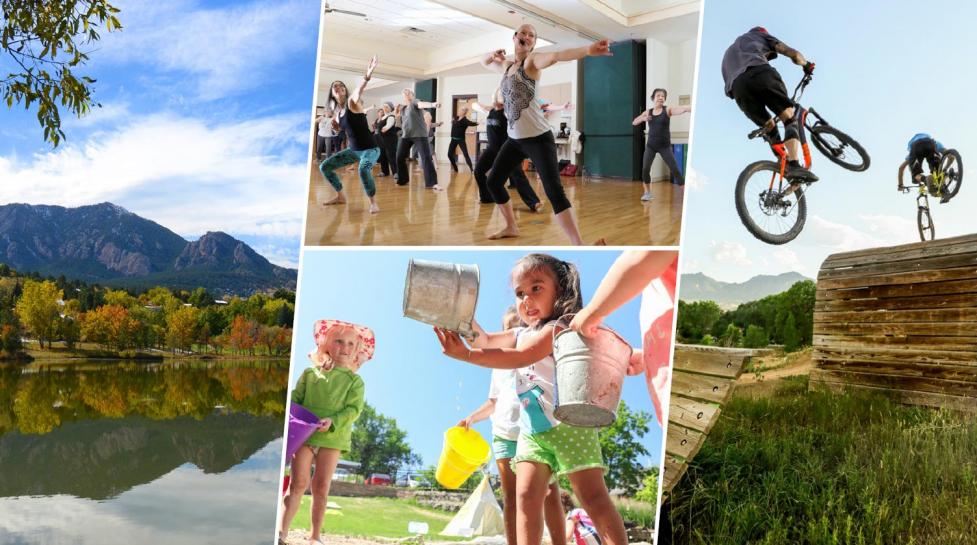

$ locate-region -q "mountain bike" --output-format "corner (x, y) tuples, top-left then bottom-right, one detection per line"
(900, 149), (963, 241)
(734, 73), (871, 245)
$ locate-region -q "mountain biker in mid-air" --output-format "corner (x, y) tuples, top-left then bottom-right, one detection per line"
(722, 26), (817, 182)
(898, 133), (950, 202)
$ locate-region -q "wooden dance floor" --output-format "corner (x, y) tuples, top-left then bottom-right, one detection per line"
(303, 161), (683, 246)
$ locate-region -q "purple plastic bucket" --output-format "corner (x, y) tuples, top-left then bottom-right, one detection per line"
(285, 402), (320, 461)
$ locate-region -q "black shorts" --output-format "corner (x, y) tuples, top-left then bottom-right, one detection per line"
(731, 64), (792, 127)
(909, 138), (939, 176)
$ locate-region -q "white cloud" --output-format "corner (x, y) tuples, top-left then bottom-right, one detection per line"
(101, 0), (317, 99)
(686, 166), (708, 191)
(807, 213), (915, 253)
(0, 111), (309, 240)
(710, 240), (752, 266)
(773, 247), (801, 268)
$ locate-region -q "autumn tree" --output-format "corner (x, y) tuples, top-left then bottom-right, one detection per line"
(14, 279), (62, 348)
(228, 315), (259, 355)
(81, 304), (139, 350)
(166, 306), (200, 353)
(2, 0), (122, 146)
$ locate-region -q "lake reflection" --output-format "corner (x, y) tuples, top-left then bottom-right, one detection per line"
(0, 361), (287, 545)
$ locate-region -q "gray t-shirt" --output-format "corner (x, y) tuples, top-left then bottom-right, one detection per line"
(400, 99), (428, 139)
(721, 28), (782, 97)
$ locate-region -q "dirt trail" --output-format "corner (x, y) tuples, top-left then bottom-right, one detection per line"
(735, 349), (814, 396)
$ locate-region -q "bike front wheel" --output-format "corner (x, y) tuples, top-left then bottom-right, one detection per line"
(809, 124), (871, 172)
(939, 149), (963, 201)
(917, 205), (935, 241)
(735, 160), (808, 245)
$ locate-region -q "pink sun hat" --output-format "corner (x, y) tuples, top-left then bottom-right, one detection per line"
(308, 319), (376, 369)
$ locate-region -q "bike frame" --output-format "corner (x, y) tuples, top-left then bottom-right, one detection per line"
(753, 74), (819, 190)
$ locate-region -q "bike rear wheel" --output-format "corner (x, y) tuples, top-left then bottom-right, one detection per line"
(939, 149), (963, 200)
(809, 124), (871, 172)
(735, 160), (808, 245)
(917, 205), (935, 241)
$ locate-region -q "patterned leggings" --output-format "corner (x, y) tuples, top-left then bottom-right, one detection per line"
(319, 147), (381, 197)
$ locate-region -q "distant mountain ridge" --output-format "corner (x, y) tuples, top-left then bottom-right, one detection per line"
(0, 202), (296, 294)
(681, 271), (812, 308)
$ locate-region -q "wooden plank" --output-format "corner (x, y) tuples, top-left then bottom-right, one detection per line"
(661, 457), (689, 496)
(818, 234), (977, 264)
(816, 266), (977, 291)
(809, 373), (977, 412)
(813, 346), (977, 366)
(816, 360), (977, 381)
(667, 396), (722, 434)
(665, 423), (705, 461)
(814, 308), (977, 324)
(814, 293), (977, 312)
(818, 252), (977, 282)
(672, 349), (748, 378)
(822, 237), (977, 270)
(670, 370), (737, 404)
(814, 321), (977, 337)
(813, 334), (977, 353)
(810, 369), (977, 397)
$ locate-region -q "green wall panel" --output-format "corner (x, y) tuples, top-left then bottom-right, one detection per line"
(582, 41), (645, 180)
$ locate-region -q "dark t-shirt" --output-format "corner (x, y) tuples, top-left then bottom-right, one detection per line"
(451, 116), (477, 139)
(339, 109), (376, 151)
(721, 28), (782, 97)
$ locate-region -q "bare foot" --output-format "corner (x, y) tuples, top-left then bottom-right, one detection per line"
(323, 194), (346, 205)
(593, 238), (607, 246)
(369, 202), (380, 214)
(488, 227), (519, 240)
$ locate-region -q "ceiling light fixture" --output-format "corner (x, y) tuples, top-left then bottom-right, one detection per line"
(489, 0), (603, 42)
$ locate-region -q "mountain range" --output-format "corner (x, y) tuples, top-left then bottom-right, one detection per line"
(0, 202), (295, 294)
(680, 271), (813, 308)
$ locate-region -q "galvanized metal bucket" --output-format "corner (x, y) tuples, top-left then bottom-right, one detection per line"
(552, 316), (632, 427)
(403, 259), (480, 338)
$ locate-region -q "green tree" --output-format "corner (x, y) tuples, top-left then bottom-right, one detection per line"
(349, 403), (421, 478)
(2, 0), (122, 146)
(14, 279), (62, 348)
(743, 324), (769, 349)
(633, 468), (660, 503)
(719, 323), (743, 348)
(187, 287), (214, 308)
(676, 300), (723, 342)
(598, 402), (652, 495)
(782, 312), (801, 352)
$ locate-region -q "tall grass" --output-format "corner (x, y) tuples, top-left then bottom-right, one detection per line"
(662, 377), (977, 545)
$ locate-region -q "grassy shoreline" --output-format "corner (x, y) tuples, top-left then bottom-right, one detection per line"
(11, 341), (289, 364)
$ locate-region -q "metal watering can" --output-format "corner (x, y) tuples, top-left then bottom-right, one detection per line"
(403, 259), (480, 339)
(552, 315), (632, 427)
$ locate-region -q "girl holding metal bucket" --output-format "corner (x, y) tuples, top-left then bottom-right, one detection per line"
(278, 320), (375, 545)
(433, 254), (629, 545)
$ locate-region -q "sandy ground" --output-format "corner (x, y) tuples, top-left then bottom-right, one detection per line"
(281, 531), (509, 545)
(735, 349), (814, 396)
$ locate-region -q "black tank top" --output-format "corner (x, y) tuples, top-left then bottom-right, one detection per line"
(646, 108), (670, 148)
(486, 108), (508, 149)
(339, 109), (376, 151)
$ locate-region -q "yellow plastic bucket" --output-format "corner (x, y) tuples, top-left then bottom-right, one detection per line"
(435, 427), (490, 489)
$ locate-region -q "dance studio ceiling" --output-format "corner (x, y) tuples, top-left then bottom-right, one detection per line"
(319, 0), (699, 90)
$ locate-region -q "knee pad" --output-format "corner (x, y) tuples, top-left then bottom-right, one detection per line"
(762, 126), (783, 145)
(783, 117), (800, 141)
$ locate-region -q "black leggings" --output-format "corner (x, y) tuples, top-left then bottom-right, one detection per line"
(448, 139), (473, 170)
(642, 143), (685, 185)
(380, 134), (398, 178)
(396, 137), (438, 187)
(474, 145), (540, 209)
(376, 133), (390, 175)
(485, 131), (570, 214)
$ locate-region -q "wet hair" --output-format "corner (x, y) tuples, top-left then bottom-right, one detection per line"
(560, 490), (575, 513)
(502, 305), (523, 330)
(511, 253), (583, 329)
(652, 88), (667, 100)
(329, 80), (349, 111)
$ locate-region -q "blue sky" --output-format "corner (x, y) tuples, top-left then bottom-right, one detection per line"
(0, 0), (320, 268)
(289, 249), (668, 472)
(683, 0), (977, 283)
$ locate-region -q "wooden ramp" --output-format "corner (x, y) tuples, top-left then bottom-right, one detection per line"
(810, 233), (977, 411)
(660, 344), (755, 498)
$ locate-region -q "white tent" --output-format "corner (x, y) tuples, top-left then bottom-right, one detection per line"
(440, 474), (505, 538)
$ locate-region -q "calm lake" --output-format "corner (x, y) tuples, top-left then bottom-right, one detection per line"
(0, 360), (287, 545)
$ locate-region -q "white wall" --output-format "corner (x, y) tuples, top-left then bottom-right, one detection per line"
(643, 36), (697, 181)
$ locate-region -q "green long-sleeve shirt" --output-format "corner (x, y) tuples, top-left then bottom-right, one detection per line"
(292, 366), (365, 452)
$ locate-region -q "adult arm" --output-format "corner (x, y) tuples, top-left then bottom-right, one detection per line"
(667, 105), (691, 116)
(434, 325), (556, 369)
(481, 49), (508, 74)
(529, 39), (612, 72)
(897, 160), (909, 190)
(348, 55), (379, 112)
(569, 251), (678, 337)
(773, 42), (808, 67)
(458, 398), (496, 429)
(542, 101), (573, 113)
(471, 102), (494, 114)
(632, 110), (650, 126)
(417, 100), (441, 109)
